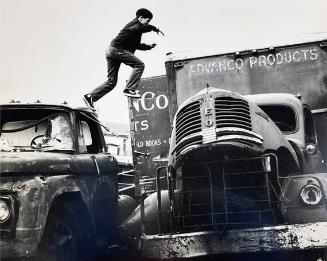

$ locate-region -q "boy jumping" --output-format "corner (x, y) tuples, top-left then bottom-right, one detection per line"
(83, 8), (164, 109)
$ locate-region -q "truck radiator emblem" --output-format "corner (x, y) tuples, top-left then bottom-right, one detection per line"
(205, 120), (213, 127)
(204, 108), (213, 116)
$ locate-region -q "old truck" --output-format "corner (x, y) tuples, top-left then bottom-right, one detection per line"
(0, 102), (121, 260)
(125, 38), (327, 259)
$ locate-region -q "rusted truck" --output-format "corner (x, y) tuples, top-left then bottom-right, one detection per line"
(125, 39), (327, 259)
(0, 102), (120, 260)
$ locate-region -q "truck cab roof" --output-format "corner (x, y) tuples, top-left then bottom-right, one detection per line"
(246, 93), (308, 109)
(0, 102), (97, 116)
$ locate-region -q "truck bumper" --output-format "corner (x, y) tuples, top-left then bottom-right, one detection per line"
(137, 222), (327, 259)
(0, 238), (38, 258)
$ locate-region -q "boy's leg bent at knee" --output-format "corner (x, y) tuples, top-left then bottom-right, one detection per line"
(87, 58), (120, 101)
(107, 49), (145, 91)
(119, 53), (145, 91)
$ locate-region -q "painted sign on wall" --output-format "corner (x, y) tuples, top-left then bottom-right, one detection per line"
(129, 76), (171, 184)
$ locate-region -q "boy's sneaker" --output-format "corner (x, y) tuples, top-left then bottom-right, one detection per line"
(123, 89), (141, 98)
(83, 95), (94, 109)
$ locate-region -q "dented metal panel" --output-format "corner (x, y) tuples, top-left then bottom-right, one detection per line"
(0, 152), (75, 174)
(0, 174), (92, 257)
(0, 104), (119, 258)
(138, 222), (327, 258)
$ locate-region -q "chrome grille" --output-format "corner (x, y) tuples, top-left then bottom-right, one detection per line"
(175, 101), (202, 156)
(215, 97), (252, 131)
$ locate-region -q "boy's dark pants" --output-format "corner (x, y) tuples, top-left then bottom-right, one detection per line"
(88, 47), (145, 102)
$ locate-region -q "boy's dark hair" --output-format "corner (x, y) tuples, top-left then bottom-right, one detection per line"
(136, 8), (153, 19)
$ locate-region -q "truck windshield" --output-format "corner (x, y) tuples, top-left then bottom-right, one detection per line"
(0, 108), (74, 152)
(259, 105), (297, 133)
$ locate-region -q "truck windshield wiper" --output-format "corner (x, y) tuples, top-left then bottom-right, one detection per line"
(80, 111), (111, 133)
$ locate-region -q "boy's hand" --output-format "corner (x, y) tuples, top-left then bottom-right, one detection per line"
(157, 29), (164, 36)
(154, 28), (165, 36)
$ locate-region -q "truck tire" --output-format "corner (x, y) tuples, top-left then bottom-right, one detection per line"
(37, 201), (93, 261)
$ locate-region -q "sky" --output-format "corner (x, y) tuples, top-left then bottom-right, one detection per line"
(1, 0), (327, 124)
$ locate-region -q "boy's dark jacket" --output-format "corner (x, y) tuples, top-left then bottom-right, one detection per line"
(110, 18), (159, 53)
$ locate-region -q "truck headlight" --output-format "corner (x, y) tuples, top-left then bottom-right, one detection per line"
(0, 200), (10, 222)
(300, 184), (322, 206)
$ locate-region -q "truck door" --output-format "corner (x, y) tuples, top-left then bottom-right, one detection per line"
(303, 107), (324, 173)
(313, 109), (327, 171)
(75, 112), (118, 239)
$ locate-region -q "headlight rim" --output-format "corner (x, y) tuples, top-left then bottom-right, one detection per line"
(0, 199), (11, 223)
(300, 183), (323, 206)
(305, 143), (317, 155)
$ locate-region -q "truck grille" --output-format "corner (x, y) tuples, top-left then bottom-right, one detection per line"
(215, 97), (252, 131)
(175, 101), (202, 156)
(171, 155), (279, 233)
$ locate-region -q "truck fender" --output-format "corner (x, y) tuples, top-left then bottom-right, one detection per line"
(287, 139), (304, 171)
(276, 146), (301, 176)
(38, 198), (95, 260)
(39, 191), (94, 244)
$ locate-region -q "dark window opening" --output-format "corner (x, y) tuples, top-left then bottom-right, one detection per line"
(78, 113), (102, 154)
(259, 105), (297, 133)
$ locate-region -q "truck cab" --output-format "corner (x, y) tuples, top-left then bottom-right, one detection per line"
(167, 88), (303, 232)
(124, 87), (327, 260)
(0, 102), (119, 259)
(248, 93), (323, 174)
(125, 39), (327, 259)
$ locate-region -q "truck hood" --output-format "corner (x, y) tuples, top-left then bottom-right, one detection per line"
(0, 152), (75, 175)
(169, 87), (300, 170)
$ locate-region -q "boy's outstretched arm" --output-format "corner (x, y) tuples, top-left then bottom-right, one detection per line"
(142, 24), (164, 36)
(137, 43), (157, 51)
(154, 28), (164, 36)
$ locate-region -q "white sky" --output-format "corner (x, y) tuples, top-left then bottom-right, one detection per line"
(1, 0), (327, 124)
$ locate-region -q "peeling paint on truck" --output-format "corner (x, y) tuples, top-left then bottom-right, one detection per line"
(0, 103), (119, 259)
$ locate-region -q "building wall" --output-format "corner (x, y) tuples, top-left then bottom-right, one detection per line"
(104, 133), (133, 163)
